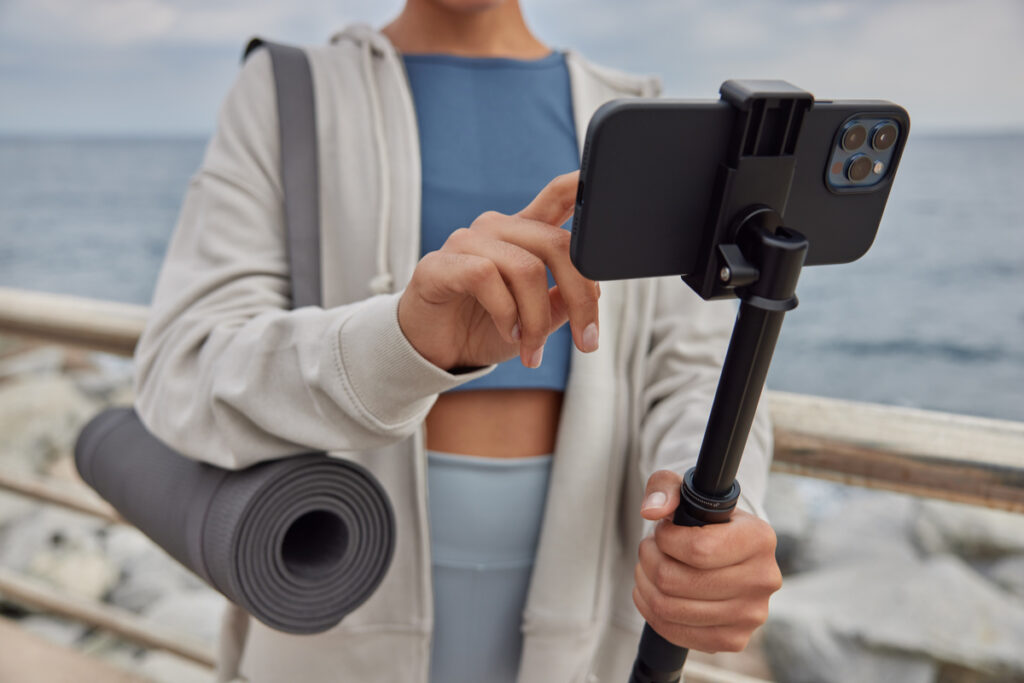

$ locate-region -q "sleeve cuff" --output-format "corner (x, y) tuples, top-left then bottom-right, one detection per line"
(333, 292), (495, 432)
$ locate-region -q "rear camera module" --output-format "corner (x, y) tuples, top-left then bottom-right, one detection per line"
(846, 154), (872, 182)
(871, 123), (898, 151)
(826, 114), (901, 192)
(841, 124), (867, 151)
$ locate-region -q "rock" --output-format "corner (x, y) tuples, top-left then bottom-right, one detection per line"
(18, 614), (89, 648)
(0, 506), (118, 601)
(765, 554), (1024, 678)
(763, 473), (812, 574)
(77, 630), (146, 671)
(134, 651), (216, 683)
(791, 489), (920, 573)
(29, 544), (121, 602)
(763, 617), (937, 683)
(0, 373), (98, 474)
(71, 353), (134, 403)
(142, 590), (227, 646)
(0, 506), (106, 569)
(104, 525), (206, 613)
(984, 554), (1024, 600)
(913, 499), (1024, 559)
(0, 346), (66, 381)
(0, 489), (40, 527)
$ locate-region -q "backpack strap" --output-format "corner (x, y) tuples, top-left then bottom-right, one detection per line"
(244, 38), (322, 309)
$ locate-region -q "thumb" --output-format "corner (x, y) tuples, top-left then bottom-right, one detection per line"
(517, 171), (579, 226)
(641, 469), (683, 521)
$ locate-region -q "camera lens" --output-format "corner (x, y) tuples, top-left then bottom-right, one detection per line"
(846, 154), (872, 182)
(841, 124), (867, 151)
(871, 123), (898, 151)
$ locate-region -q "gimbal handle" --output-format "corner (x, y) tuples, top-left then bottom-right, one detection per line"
(629, 222), (808, 683)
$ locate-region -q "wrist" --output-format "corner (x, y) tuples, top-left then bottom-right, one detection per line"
(397, 288), (454, 371)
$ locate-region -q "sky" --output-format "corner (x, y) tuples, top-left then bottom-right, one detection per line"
(1, 0), (1022, 136)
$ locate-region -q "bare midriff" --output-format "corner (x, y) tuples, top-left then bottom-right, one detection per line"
(425, 389), (563, 458)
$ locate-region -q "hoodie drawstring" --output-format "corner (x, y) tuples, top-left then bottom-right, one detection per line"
(361, 40), (396, 296)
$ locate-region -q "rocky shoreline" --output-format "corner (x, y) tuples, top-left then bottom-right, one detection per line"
(1, 336), (1022, 682)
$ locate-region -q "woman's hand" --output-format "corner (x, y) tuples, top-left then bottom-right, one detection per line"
(397, 171), (600, 371)
(633, 470), (783, 653)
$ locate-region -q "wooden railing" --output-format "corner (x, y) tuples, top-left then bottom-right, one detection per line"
(1, 286), (1022, 682)
(2, 285), (1021, 510)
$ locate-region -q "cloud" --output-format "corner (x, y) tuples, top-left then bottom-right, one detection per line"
(528, 0), (1024, 130)
(0, 0), (398, 46)
(0, 0), (1021, 134)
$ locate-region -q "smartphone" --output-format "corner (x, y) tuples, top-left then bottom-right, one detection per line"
(569, 97), (910, 282)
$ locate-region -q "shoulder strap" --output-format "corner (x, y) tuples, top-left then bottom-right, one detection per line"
(243, 38), (322, 310)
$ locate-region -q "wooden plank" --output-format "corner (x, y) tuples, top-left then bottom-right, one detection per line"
(768, 391), (1024, 469)
(768, 392), (1024, 511)
(684, 660), (773, 683)
(0, 287), (146, 356)
(0, 567), (216, 669)
(0, 616), (149, 683)
(0, 467), (122, 524)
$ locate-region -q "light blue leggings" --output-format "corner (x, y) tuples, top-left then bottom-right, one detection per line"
(426, 450), (553, 683)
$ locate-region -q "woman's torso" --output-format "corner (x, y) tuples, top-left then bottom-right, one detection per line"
(402, 51), (579, 458)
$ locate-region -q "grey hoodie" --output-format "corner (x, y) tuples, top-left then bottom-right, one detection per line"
(134, 24), (772, 683)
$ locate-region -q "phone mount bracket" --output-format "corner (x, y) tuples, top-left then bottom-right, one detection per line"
(629, 81), (814, 683)
(684, 80), (813, 301)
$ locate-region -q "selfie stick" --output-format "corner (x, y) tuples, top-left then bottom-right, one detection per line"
(629, 81), (813, 683)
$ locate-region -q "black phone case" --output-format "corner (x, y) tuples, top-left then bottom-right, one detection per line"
(570, 98), (910, 281)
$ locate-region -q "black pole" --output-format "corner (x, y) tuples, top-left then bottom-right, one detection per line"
(628, 224), (807, 683)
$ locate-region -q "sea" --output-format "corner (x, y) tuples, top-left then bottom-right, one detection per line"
(1, 133), (1022, 422)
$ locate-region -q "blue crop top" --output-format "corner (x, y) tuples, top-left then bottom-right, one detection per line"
(403, 52), (579, 392)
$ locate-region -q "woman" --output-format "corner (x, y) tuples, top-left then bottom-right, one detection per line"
(134, 1), (781, 681)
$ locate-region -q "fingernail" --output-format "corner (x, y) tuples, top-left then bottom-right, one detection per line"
(642, 491), (667, 511)
(511, 323), (521, 341)
(529, 346), (544, 368)
(582, 322), (599, 352)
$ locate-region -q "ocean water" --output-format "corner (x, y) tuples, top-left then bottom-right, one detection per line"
(1, 134), (1022, 421)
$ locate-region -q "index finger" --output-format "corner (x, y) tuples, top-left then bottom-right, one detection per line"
(517, 171), (580, 227)
(653, 510), (775, 571)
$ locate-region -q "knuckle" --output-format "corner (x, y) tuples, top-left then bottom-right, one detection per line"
(548, 228), (571, 251)
(471, 210), (504, 230)
(520, 255), (547, 281)
(724, 630), (751, 653)
(760, 523), (779, 555)
(749, 602), (771, 627)
(638, 536), (653, 562)
(462, 257), (492, 284)
(414, 251), (438, 273)
(498, 297), (517, 321)
(690, 633), (718, 655)
(573, 289), (600, 311)
(766, 566), (784, 593)
(445, 227), (473, 249)
(653, 562), (675, 595)
(649, 593), (674, 623)
(687, 533), (719, 568)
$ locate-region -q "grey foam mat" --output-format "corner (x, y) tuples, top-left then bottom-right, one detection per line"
(74, 407), (394, 634)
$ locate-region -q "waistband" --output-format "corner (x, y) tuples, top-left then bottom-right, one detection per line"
(426, 450), (552, 568)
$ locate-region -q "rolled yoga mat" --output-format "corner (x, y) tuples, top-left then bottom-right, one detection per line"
(74, 407), (395, 634)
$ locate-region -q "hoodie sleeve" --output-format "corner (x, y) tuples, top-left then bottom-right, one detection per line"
(638, 277), (773, 520)
(133, 49), (492, 470)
